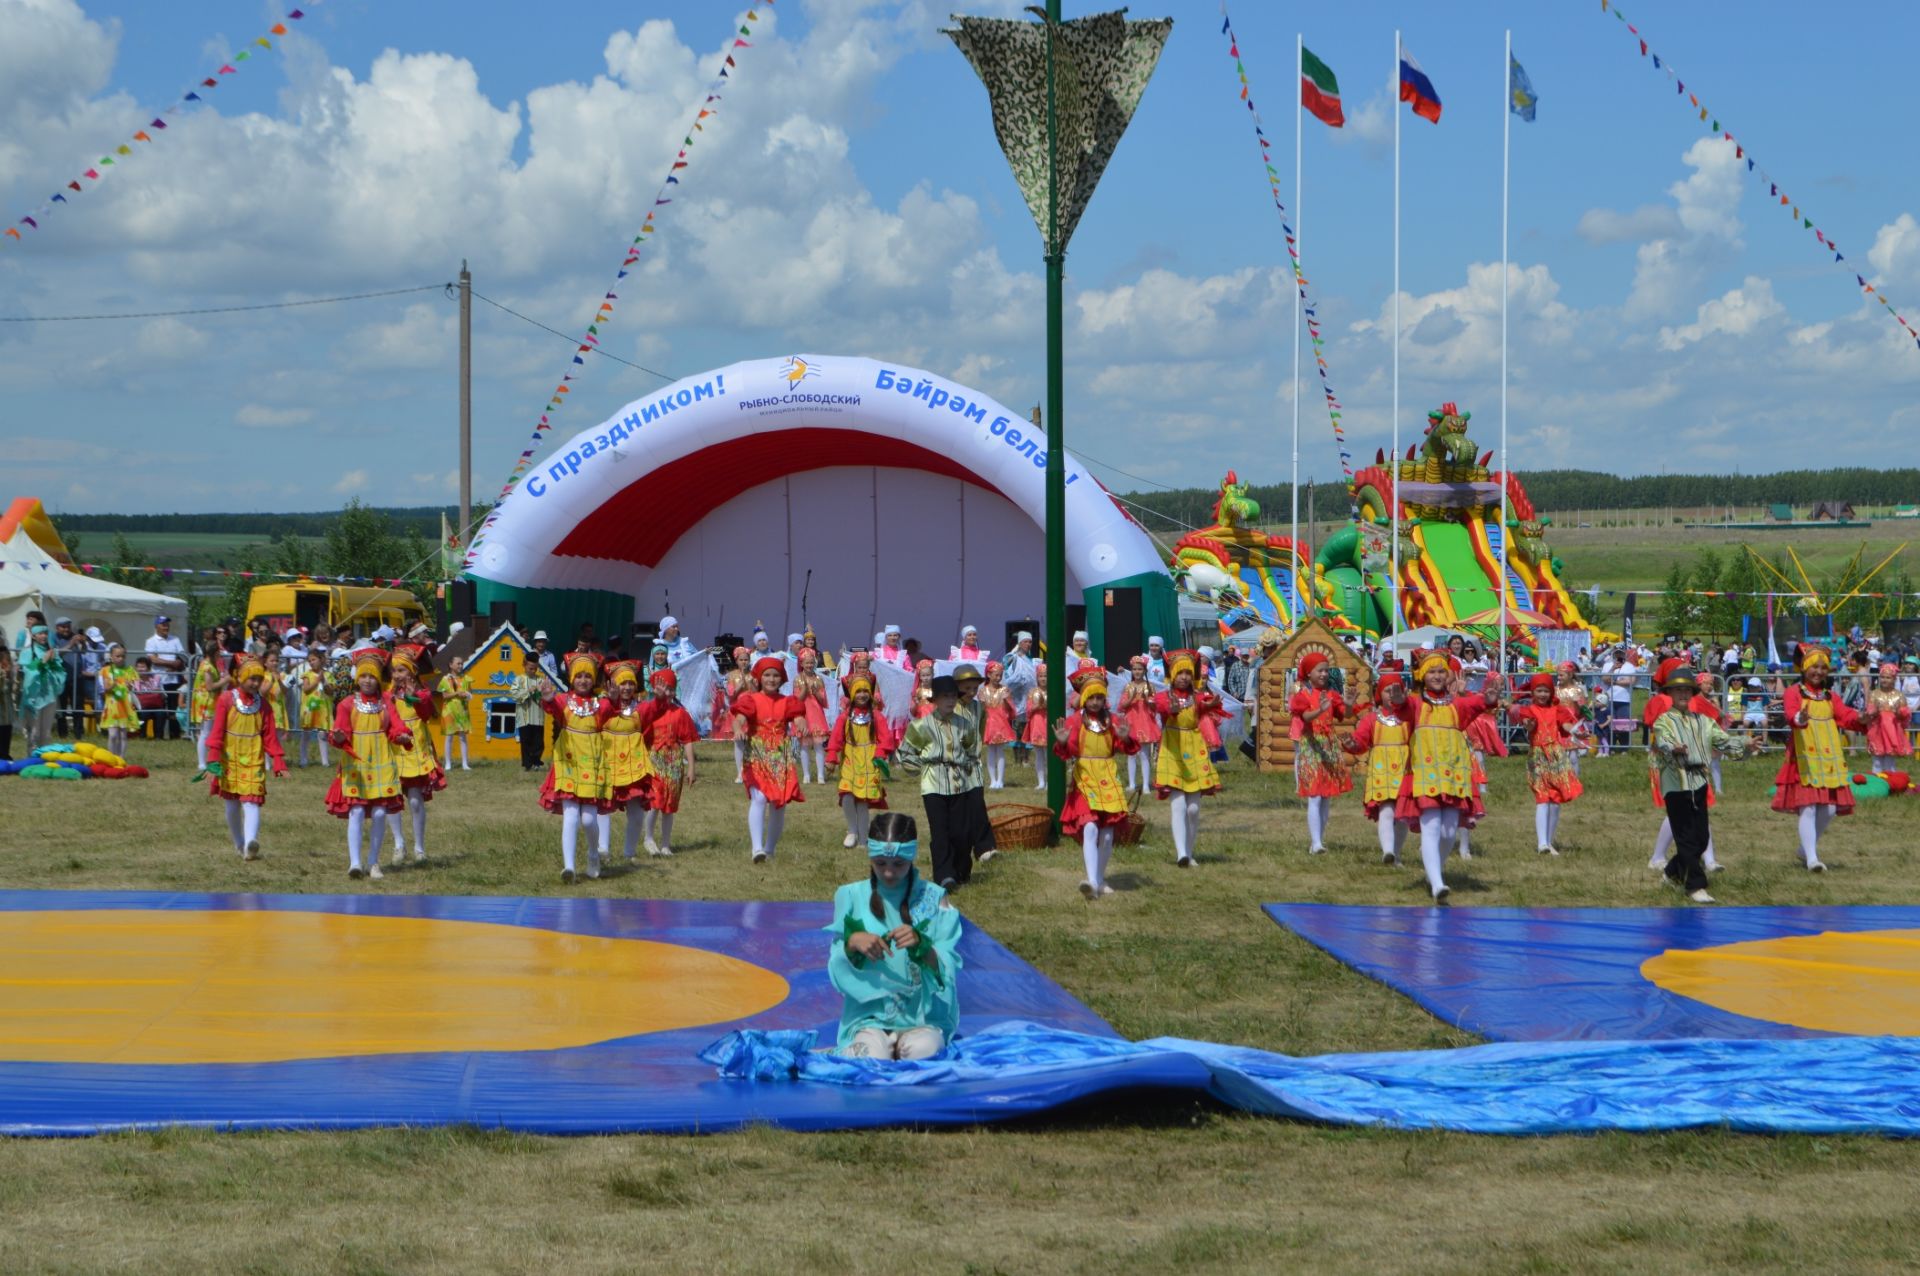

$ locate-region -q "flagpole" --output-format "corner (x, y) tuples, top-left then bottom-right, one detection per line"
(1291, 31), (1303, 632)
(1499, 29), (1511, 680)
(1391, 29), (1402, 637)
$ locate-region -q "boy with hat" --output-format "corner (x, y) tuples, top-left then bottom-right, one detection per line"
(951, 663), (999, 868)
(510, 652), (549, 771)
(733, 654), (808, 863)
(828, 669), (896, 849)
(1651, 667), (1758, 903)
(638, 666), (700, 856)
(541, 651), (612, 882)
(1288, 650), (1351, 855)
(898, 674), (984, 889)
(1771, 644), (1867, 871)
(1053, 665), (1137, 899)
(1152, 648), (1226, 868)
(826, 811), (962, 1059)
(204, 653), (289, 862)
(1343, 673), (1413, 865)
(1644, 657), (1727, 873)
(324, 648), (411, 880)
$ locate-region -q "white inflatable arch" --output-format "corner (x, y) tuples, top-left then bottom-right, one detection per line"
(467, 354), (1175, 650)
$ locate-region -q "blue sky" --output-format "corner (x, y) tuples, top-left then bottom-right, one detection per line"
(4, 0), (1918, 517)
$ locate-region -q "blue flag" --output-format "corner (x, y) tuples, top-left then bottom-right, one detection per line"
(1509, 54), (1537, 122)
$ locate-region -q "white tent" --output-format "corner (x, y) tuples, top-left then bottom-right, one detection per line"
(0, 525), (186, 650)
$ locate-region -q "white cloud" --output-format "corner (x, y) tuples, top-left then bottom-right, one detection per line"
(133, 317), (208, 358)
(234, 404), (315, 429)
(1620, 138), (1745, 317)
(1577, 204), (1681, 245)
(1868, 212), (1920, 289)
(1658, 276), (1784, 349)
(332, 469), (369, 495)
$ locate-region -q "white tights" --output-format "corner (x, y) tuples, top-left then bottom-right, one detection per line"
(1534, 803), (1561, 850)
(300, 730), (330, 767)
(987, 744), (1006, 788)
(1651, 815), (1718, 870)
(442, 733), (469, 770)
(222, 799), (260, 854)
(1375, 808), (1408, 862)
(560, 799), (600, 873)
(1418, 807), (1461, 897)
(1304, 795), (1331, 851)
(347, 805), (389, 871)
(106, 726), (128, 759)
(194, 725), (209, 770)
(1797, 803), (1837, 867)
(616, 798), (645, 860)
(1081, 823), (1116, 891)
(733, 739), (746, 781)
(748, 789), (787, 857)
(841, 793), (870, 843)
(384, 789), (427, 857)
(1035, 747), (1047, 788)
(638, 806), (676, 852)
(1872, 754), (1901, 773)
(1168, 791), (1202, 863)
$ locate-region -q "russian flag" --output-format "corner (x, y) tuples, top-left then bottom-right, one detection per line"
(1399, 47), (1442, 123)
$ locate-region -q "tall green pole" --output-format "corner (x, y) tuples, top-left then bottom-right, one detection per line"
(1043, 0), (1068, 831)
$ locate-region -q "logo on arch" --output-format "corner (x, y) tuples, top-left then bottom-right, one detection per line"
(778, 356), (822, 388)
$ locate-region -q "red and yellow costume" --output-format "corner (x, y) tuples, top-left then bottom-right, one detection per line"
(387, 644), (446, 800)
(1771, 648), (1865, 815)
(325, 648), (410, 817)
(1153, 649), (1225, 798)
(1344, 677), (1412, 821)
(1288, 652), (1351, 798)
(540, 652), (612, 812)
(1055, 667), (1137, 836)
(598, 660), (660, 808)
(1395, 652), (1488, 822)
(733, 655), (806, 806)
(643, 668), (701, 814)
(1512, 676), (1583, 805)
(827, 672), (895, 807)
(204, 658), (287, 805)
(189, 656), (224, 729)
(299, 666), (332, 731)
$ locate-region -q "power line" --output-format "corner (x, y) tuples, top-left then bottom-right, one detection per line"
(464, 286), (676, 382)
(0, 283), (448, 323)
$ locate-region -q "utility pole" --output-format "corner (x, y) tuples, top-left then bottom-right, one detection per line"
(458, 260), (473, 551)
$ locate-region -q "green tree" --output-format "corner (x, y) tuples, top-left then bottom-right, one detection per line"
(322, 499), (400, 583)
(1656, 562), (1699, 637)
(270, 532), (316, 579)
(1691, 548), (1724, 641)
(110, 532), (139, 585)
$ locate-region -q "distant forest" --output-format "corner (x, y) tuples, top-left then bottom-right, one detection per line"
(52, 468), (1920, 536)
(1113, 468), (1920, 529)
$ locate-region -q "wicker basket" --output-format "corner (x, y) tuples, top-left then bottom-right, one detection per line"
(1115, 811), (1147, 846)
(988, 803), (1054, 850)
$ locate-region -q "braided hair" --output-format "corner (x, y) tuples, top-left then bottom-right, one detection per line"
(866, 810), (920, 925)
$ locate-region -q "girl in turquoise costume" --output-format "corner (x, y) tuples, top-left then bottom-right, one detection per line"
(826, 811), (963, 1059)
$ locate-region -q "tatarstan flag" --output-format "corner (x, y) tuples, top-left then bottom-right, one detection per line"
(1301, 46), (1344, 127)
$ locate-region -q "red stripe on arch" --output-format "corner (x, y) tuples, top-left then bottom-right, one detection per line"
(552, 428), (1016, 567)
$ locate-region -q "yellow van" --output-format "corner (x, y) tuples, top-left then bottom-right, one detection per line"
(247, 579), (427, 640)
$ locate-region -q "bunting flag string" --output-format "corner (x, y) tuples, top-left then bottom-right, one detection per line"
(1, 557), (442, 589)
(1218, 8), (1354, 490)
(467, 5), (773, 567)
(1597, 0), (1919, 354)
(3, 4), (320, 246)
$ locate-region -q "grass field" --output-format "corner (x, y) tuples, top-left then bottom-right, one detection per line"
(3, 734), (1920, 1274)
(61, 531), (323, 573)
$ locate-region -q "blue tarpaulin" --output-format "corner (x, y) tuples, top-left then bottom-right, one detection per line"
(1265, 903), (1920, 1041)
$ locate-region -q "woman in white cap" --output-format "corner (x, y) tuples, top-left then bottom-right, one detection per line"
(1145, 636), (1167, 684)
(953, 625), (986, 662)
(876, 625), (911, 671)
(659, 615), (696, 662)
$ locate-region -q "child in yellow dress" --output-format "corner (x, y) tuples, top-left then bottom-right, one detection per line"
(827, 671), (897, 848)
(189, 650), (228, 776)
(204, 654), (288, 862)
(541, 651), (611, 883)
(598, 660), (661, 866)
(383, 644), (446, 866)
(1053, 665), (1137, 900)
(325, 648), (410, 880)
(298, 650), (332, 767)
(438, 655), (474, 773)
(1152, 649), (1228, 869)
(97, 643), (140, 760)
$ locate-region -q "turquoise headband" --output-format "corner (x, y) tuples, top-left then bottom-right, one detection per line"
(866, 838), (918, 861)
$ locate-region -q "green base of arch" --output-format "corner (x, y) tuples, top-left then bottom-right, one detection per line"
(1085, 571), (1180, 663)
(470, 579), (636, 651)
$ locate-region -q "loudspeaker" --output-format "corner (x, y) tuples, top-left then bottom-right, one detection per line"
(1065, 604), (1086, 645)
(487, 600), (517, 628)
(443, 579), (476, 632)
(712, 632), (744, 658)
(1101, 586), (1145, 668)
(631, 620), (660, 648)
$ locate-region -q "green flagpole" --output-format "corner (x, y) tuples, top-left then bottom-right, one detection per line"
(1043, 0), (1067, 832)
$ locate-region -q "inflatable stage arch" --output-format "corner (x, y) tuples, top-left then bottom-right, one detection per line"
(465, 355), (1178, 652)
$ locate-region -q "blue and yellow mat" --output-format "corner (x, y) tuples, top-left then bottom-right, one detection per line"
(11, 892), (1920, 1137)
(1266, 903), (1920, 1041)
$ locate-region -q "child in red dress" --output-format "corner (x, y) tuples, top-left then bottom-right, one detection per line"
(1288, 651), (1350, 854)
(639, 667), (700, 856)
(734, 655), (807, 863)
(1343, 673), (1413, 866)
(792, 648), (830, 785)
(1054, 666), (1137, 899)
(1024, 665), (1051, 789)
(1510, 673), (1583, 855)
(1866, 662), (1915, 773)
(1772, 645), (1866, 871)
(204, 654), (288, 862)
(978, 660), (1017, 789)
(1119, 654), (1162, 794)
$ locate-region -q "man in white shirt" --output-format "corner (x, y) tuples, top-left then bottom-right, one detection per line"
(143, 614), (187, 740)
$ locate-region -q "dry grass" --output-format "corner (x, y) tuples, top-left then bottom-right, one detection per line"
(3, 735), (1920, 1274)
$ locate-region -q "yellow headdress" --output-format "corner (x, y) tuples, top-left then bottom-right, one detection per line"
(233, 656), (266, 684)
(1414, 649), (1455, 682)
(1797, 645), (1832, 672)
(566, 651), (603, 685)
(351, 647), (389, 683)
(1070, 665), (1109, 702)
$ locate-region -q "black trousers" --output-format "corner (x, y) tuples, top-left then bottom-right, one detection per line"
(923, 792), (974, 887)
(0, 723), (11, 761)
(519, 723), (545, 770)
(1662, 786), (1712, 892)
